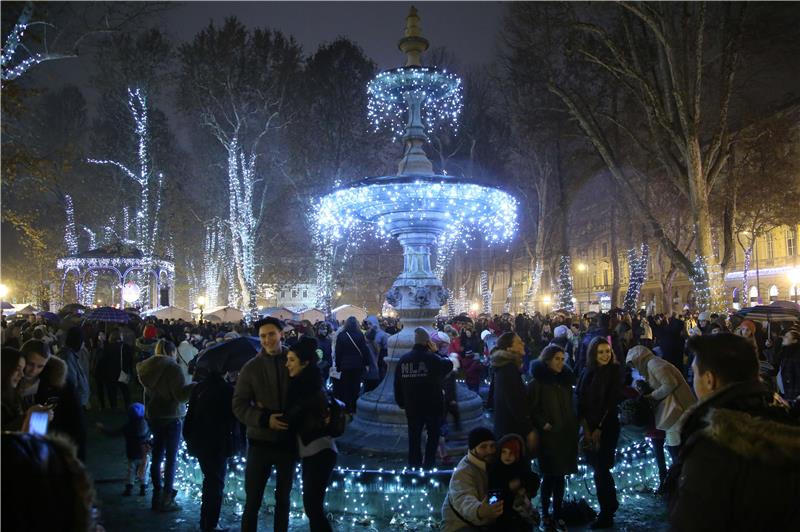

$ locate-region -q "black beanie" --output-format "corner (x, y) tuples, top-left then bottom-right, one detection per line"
(468, 427), (495, 450)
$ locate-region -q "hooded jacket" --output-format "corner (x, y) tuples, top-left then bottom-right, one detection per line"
(626, 346), (695, 436)
(491, 350), (533, 439)
(669, 380), (800, 531)
(136, 355), (195, 420)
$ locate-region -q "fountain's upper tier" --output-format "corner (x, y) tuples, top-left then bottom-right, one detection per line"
(316, 176), (517, 244)
(367, 66), (463, 142)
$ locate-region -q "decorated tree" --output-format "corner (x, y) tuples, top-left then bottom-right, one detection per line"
(178, 18), (302, 320)
(88, 87), (164, 309)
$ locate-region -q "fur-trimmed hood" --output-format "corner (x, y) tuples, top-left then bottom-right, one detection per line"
(490, 349), (522, 368)
(700, 407), (800, 467)
(39, 355), (67, 389)
(682, 381), (800, 468)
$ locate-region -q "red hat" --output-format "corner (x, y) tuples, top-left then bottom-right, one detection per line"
(498, 433), (524, 461)
(143, 324), (158, 340)
(739, 320), (756, 335)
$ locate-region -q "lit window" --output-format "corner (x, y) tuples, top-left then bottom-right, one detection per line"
(769, 285), (779, 302)
(749, 285), (759, 304)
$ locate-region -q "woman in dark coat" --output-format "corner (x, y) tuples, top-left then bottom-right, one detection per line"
(527, 344), (578, 531)
(491, 332), (534, 443)
(286, 337), (338, 532)
(333, 316), (371, 413)
(576, 337), (622, 529)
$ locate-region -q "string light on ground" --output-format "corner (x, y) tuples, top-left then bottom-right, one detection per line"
(175, 436), (667, 528)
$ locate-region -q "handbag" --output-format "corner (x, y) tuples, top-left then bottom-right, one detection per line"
(561, 496), (597, 526)
(118, 345), (131, 384)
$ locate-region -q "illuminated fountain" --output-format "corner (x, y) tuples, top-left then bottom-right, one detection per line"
(316, 7), (518, 454)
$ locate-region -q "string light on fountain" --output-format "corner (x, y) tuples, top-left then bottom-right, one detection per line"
(315, 181), (517, 248)
(367, 67), (463, 141)
(366, 6), (462, 142)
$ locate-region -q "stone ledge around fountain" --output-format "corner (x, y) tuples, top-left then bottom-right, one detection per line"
(336, 384), (491, 458)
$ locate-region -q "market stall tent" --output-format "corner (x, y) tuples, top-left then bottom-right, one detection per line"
(332, 304), (368, 324)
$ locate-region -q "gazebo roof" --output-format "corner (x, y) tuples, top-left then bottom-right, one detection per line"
(57, 241), (174, 273)
(65, 242), (144, 260)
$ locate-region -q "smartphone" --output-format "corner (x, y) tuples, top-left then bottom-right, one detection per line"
(488, 490), (502, 505)
(28, 410), (49, 435)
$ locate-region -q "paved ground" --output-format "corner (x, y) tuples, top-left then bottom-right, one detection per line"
(86, 406), (668, 532)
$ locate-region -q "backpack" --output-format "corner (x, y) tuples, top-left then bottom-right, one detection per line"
(325, 392), (348, 438)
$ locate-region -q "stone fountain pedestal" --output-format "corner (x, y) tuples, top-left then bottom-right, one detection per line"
(336, 229), (488, 457)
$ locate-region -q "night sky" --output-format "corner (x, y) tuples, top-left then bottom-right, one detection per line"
(26, 1), (505, 148)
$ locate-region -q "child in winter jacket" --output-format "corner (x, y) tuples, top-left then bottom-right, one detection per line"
(97, 402), (151, 496)
(488, 433), (541, 530)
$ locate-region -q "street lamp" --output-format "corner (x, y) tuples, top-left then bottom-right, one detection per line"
(576, 262), (589, 313)
(0, 283), (8, 322)
(789, 267), (800, 304)
(197, 295), (206, 323)
(542, 294), (551, 314)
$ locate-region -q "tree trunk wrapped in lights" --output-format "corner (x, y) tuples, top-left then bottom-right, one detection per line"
(480, 270), (492, 314)
(557, 255), (576, 312)
(88, 88), (164, 310)
(623, 243), (649, 314)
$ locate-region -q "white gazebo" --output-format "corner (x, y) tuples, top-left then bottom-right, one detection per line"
(56, 242), (174, 309)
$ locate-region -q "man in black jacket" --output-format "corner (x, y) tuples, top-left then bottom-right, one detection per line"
(394, 328), (453, 469)
(670, 334), (800, 531)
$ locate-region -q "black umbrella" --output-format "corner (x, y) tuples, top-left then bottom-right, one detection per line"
(59, 303), (87, 316)
(194, 336), (261, 374)
(84, 306), (130, 324)
(737, 304), (800, 323)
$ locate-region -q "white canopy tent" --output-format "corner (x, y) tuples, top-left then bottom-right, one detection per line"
(10, 303), (38, 315)
(193, 305), (244, 323)
(298, 308), (326, 323)
(259, 307), (298, 321)
(332, 304), (368, 324)
(143, 306), (193, 321)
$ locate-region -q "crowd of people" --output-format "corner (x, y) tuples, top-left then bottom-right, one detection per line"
(437, 308), (800, 531)
(2, 304), (799, 531)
